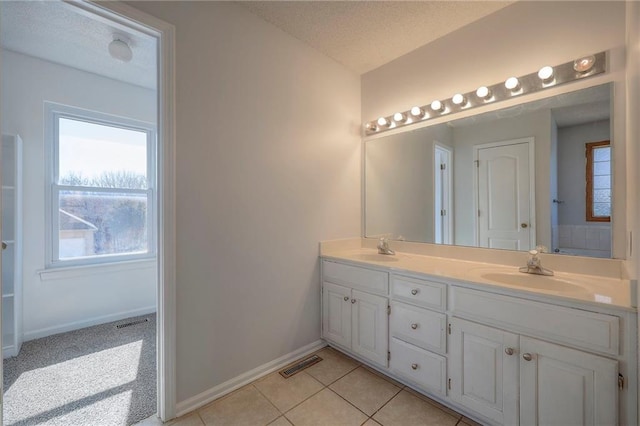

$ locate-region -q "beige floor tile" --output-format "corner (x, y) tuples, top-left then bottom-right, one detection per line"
(305, 347), (360, 385)
(167, 413), (205, 426)
(373, 390), (459, 426)
(360, 364), (405, 389)
(255, 371), (324, 412)
(285, 388), (368, 426)
(404, 386), (463, 419)
(199, 385), (280, 426)
(363, 419), (382, 426)
(329, 367), (401, 416)
(269, 416), (293, 426)
(457, 416), (484, 426)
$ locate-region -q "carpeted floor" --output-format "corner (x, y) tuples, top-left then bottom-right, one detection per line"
(3, 313), (156, 426)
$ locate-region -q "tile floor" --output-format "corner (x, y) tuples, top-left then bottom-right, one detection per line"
(137, 346), (482, 426)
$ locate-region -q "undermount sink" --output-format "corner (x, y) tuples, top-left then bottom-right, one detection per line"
(348, 253), (400, 262)
(474, 270), (587, 293)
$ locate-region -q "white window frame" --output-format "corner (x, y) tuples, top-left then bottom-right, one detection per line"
(45, 102), (157, 268)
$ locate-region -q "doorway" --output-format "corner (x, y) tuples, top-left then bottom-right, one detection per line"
(434, 144), (453, 245)
(0, 0), (175, 423)
(474, 138), (535, 250)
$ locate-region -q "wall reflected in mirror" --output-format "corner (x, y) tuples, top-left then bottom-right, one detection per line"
(365, 83), (612, 258)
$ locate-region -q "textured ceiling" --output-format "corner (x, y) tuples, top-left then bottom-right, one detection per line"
(239, 1), (514, 74)
(1, 1), (157, 89)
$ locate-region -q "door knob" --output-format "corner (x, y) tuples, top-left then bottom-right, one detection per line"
(522, 353), (533, 361)
(521, 223), (528, 228)
(411, 323), (418, 330)
(505, 347), (514, 356)
(344, 296), (349, 302)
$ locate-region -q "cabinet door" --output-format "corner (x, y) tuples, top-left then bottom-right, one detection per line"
(322, 282), (351, 348)
(352, 289), (388, 367)
(520, 337), (617, 426)
(449, 317), (519, 425)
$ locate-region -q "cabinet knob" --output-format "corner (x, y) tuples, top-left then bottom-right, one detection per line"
(351, 299), (357, 304)
(411, 289), (419, 296)
(505, 347), (514, 356)
(411, 323), (418, 330)
(411, 363), (418, 370)
(521, 223), (528, 228)
(522, 353), (533, 361)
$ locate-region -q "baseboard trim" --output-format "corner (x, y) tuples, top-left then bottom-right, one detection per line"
(175, 339), (327, 417)
(24, 306), (157, 341)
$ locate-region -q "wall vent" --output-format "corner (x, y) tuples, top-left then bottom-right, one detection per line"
(116, 318), (149, 329)
(279, 355), (322, 378)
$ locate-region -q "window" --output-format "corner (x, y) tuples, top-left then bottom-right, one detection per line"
(46, 103), (156, 267)
(585, 140), (611, 222)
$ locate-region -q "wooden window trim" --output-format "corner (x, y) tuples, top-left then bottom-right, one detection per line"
(585, 140), (611, 222)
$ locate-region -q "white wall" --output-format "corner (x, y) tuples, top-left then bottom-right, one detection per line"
(124, 1), (361, 404)
(362, 0), (627, 259)
(1, 50), (157, 339)
(557, 120), (611, 226)
(365, 123), (452, 242)
(451, 110), (553, 248)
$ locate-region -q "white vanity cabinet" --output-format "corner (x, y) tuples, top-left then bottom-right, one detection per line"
(388, 274), (448, 395)
(322, 260), (389, 367)
(320, 256), (635, 426)
(450, 286), (621, 425)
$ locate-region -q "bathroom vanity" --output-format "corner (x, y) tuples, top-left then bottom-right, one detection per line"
(320, 240), (637, 426)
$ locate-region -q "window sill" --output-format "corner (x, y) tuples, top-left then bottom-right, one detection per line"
(38, 258), (157, 281)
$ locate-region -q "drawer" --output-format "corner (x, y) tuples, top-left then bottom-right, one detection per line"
(323, 260), (388, 295)
(391, 275), (446, 311)
(451, 286), (620, 356)
(390, 302), (446, 353)
(390, 338), (446, 395)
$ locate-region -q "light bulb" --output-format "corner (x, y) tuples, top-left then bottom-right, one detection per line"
(538, 66), (554, 82)
(410, 106), (425, 118)
(452, 93), (466, 106)
(573, 55), (596, 73)
(393, 112), (407, 123)
(505, 77), (520, 91)
(476, 86), (491, 100)
(431, 100), (444, 112)
(377, 117), (389, 127)
(365, 122), (378, 132)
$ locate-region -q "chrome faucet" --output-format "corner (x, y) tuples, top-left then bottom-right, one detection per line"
(519, 247), (554, 276)
(377, 237), (395, 255)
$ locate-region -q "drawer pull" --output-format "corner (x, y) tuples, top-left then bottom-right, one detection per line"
(351, 299), (357, 304)
(411, 289), (419, 296)
(505, 347), (514, 356)
(411, 363), (418, 370)
(411, 323), (418, 330)
(523, 353), (533, 361)
(344, 296), (349, 302)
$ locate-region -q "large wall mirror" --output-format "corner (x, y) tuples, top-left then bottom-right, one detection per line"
(365, 83), (615, 259)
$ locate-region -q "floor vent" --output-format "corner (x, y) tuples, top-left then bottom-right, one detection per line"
(116, 318), (149, 329)
(279, 354), (322, 378)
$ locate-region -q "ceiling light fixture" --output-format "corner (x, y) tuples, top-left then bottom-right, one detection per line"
(431, 100), (445, 113)
(393, 112), (407, 123)
(410, 106), (425, 118)
(538, 66), (554, 83)
(109, 36), (133, 63)
(573, 55), (596, 73)
(476, 86), (492, 100)
(364, 51), (606, 135)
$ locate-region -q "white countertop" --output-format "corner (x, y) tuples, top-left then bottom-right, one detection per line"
(322, 248), (635, 311)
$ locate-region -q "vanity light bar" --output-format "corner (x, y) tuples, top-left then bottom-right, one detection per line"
(364, 51), (606, 135)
